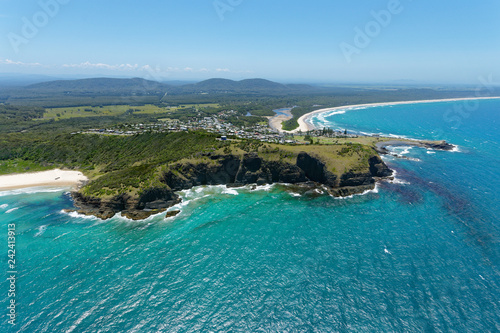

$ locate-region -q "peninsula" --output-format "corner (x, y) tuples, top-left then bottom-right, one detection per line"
(1, 78), (494, 220)
(68, 134), (395, 220)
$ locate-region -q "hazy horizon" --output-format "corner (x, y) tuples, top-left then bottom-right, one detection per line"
(2, 72), (497, 88)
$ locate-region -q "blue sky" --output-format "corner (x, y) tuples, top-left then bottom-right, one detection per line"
(0, 0), (499, 83)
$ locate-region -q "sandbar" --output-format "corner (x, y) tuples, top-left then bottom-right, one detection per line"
(268, 108), (293, 132)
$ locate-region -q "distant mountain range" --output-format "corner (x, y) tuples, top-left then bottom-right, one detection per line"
(4, 77), (317, 96)
(0, 77), (323, 107)
(2, 76), (495, 108)
(175, 78), (315, 94)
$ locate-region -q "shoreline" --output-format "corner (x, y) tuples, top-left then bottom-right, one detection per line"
(292, 96), (500, 133)
(69, 151), (393, 220)
(0, 169), (88, 191)
(268, 108), (293, 132)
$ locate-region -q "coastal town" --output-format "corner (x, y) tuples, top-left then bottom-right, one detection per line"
(80, 108), (356, 144)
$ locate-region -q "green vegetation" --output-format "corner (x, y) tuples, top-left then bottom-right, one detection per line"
(257, 143), (375, 175)
(0, 159), (53, 175)
(3, 76), (498, 200)
(44, 103), (220, 120)
(0, 105), (45, 133)
(0, 119), (382, 198)
(0, 130), (224, 197)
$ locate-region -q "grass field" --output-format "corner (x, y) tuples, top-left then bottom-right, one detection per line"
(208, 141), (380, 177)
(44, 103), (220, 120)
(291, 135), (392, 147)
(266, 143), (375, 175)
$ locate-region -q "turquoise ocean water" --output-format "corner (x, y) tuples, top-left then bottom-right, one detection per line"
(1, 99), (499, 332)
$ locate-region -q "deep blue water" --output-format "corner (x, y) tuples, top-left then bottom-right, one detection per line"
(1, 99), (499, 332)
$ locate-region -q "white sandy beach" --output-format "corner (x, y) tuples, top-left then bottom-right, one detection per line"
(291, 96), (500, 133)
(0, 169), (88, 190)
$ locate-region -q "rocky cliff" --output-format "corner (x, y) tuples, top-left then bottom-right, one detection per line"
(71, 151), (392, 220)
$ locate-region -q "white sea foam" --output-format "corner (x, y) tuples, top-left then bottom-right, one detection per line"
(312, 106), (372, 124)
(0, 187), (65, 197)
(384, 170), (410, 185)
(451, 145), (461, 152)
(113, 213), (137, 222)
(388, 133), (407, 138)
(333, 184), (379, 200)
(391, 146), (412, 155)
(0, 203), (8, 209)
(222, 187), (239, 195)
(254, 183), (275, 192)
(402, 147), (413, 155)
(169, 183), (278, 217)
(6, 207), (19, 213)
(115, 209), (169, 223)
(313, 110), (347, 127)
(388, 177), (410, 185)
(174, 198), (193, 209)
(169, 189), (212, 212)
(289, 192), (301, 197)
(384, 145), (422, 162)
(34, 225), (47, 237)
(359, 131), (380, 136)
(60, 210), (99, 220)
(326, 110), (347, 116)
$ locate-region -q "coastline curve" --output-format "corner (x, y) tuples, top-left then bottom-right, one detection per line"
(293, 96), (500, 133)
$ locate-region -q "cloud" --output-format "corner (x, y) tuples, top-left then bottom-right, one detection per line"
(0, 58), (43, 67)
(0, 58), (244, 76)
(62, 61), (139, 71)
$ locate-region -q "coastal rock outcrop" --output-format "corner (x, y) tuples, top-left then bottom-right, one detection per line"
(137, 187), (181, 210)
(421, 141), (454, 151)
(162, 153), (308, 190)
(71, 188), (180, 220)
(70, 192), (131, 220)
(369, 155), (393, 177)
(72, 151), (393, 220)
(296, 152), (337, 187)
(375, 140), (455, 155)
